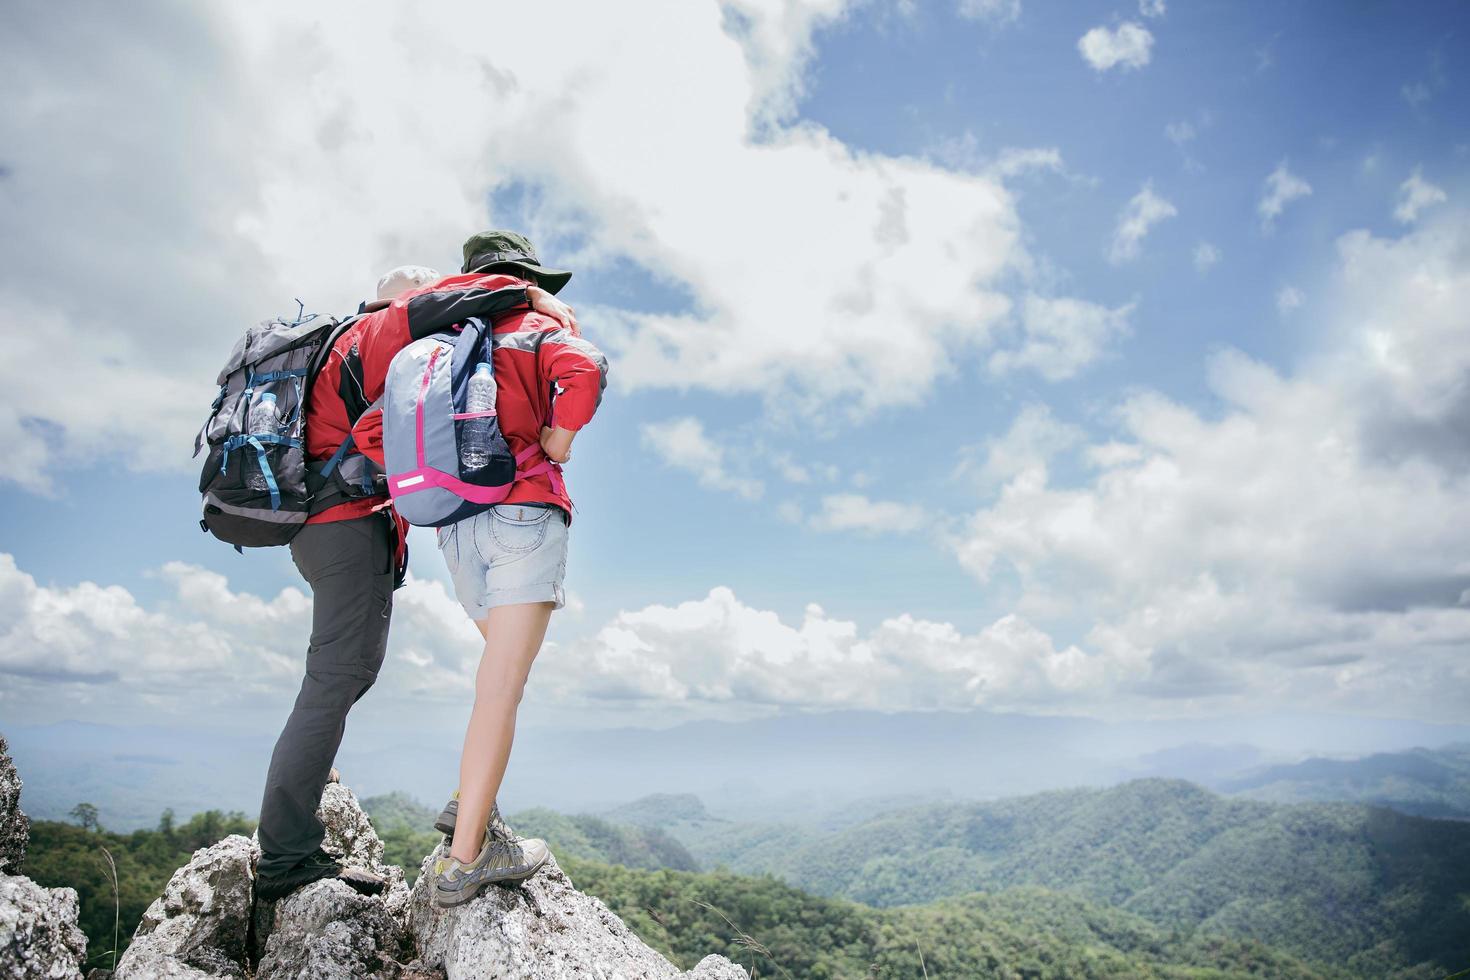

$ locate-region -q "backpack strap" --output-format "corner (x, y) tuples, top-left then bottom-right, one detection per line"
(300, 313), (387, 515)
(246, 436), (283, 511)
(511, 443), (566, 498)
(319, 432), (358, 479)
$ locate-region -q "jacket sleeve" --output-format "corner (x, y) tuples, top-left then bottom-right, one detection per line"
(537, 323), (609, 432)
(354, 274), (532, 400)
(349, 405), (386, 469)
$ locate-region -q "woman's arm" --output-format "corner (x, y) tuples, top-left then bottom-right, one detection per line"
(540, 425), (575, 463)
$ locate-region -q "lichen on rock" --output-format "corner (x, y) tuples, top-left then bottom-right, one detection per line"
(0, 735), (29, 877)
(0, 875), (88, 980)
(37, 764), (745, 980)
(1, 734), (87, 980)
(115, 834), (257, 980)
(408, 843), (747, 980)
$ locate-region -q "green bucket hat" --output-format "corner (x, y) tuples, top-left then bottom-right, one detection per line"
(460, 230), (572, 295)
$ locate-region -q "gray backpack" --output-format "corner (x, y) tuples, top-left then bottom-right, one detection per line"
(195, 307), (380, 549)
(382, 317), (562, 527)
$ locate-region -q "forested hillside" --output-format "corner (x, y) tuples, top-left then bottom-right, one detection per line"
(23, 780), (1469, 978)
(611, 779), (1470, 977)
(23, 809), (256, 971)
(565, 858), (1345, 980)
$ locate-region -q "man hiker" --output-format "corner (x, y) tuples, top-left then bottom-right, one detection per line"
(253, 235), (578, 900)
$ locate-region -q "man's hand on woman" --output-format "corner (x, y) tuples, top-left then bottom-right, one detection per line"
(527, 286), (579, 336)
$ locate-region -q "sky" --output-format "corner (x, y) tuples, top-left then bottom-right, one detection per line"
(1, 0), (1468, 741)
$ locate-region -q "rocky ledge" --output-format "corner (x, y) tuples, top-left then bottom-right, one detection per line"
(0, 733), (746, 980)
(0, 734), (89, 980)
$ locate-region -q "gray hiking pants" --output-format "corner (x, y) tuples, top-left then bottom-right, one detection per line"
(256, 513), (394, 876)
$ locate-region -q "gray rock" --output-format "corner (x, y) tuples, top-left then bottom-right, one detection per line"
(255, 879), (406, 980)
(408, 845), (746, 980)
(106, 777), (744, 980)
(0, 736), (28, 875)
(685, 956), (748, 979)
(0, 873), (87, 980)
(316, 783), (410, 918)
(113, 835), (257, 980)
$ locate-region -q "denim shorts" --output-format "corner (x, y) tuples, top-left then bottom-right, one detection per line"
(436, 504), (568, 619)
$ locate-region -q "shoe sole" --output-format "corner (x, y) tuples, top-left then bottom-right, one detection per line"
(256, 870), (381, 902)
(431, 852), (549, 908)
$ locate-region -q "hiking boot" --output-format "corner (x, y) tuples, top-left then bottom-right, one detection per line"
(433, 792), (516, 841)
(255, 847), (385, 902)
(431, 836), (550, 907)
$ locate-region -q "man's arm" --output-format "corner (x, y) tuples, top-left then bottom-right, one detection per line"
(395, 273), (532, 342)
(350, 273), (531, 407)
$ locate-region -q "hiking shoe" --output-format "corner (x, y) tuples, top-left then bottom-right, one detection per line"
(255, 847), (385, 902)
(431, 836), (550, 908)
(433, 792), (516, 841)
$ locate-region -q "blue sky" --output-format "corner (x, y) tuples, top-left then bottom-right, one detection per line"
(1, 0), (1467, 736)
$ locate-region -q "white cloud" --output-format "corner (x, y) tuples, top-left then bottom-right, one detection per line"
(1258, 161), (1312, 230)
(544, 586), (1103, 710)
(0, 0), (1033, 489)
(1164, 121), (1195, 147)
(1139, 0), (1166, 17)
(0, 550), (1126, 717)
(1402, 81), (1432, 107)
(809, 493), (925, 534)
(1193, 242), (1221, 272)
(1276, 285), (1304, 314)
(0, 554), (484, 720)
(1400, 55), (1446, 111)
(957, 403), (1083, 488)
(985, 146), (1066, 179)
(1077, 22), (1154, 72)
(950, 214), (1470, 721)
(989, 295), (1133, 381)
(958, 0), (1021, 25)
(1163, 114), (1210, 172)
(640, 416), (763, 500)
(752, 445), (839, 486)
(1108, 183), (1177, 264)
(1394, 167), (1447, 224)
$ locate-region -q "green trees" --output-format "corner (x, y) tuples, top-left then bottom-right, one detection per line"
(562, 859), (1341, 979)
(24, 809), (254, 970)
(686, 780), (1470, 976)
(68, 802), (100, 831)
(21, 782), (1470, 979)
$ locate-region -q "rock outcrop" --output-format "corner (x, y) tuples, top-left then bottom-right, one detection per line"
(115, 834), (257, 980)
(0, 737), (27, 878)
(409, 847), (745, 980)
(0, 734), (87, 980)
(111, 780), (745, 980)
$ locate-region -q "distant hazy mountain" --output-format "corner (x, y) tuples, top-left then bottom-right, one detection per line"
(604, 792), (714, 826)
(1218, 744), (1470, 819)
(11, 710), (1470, 831)
(508, 808), (699, 872)
(359, 790), (699, 874)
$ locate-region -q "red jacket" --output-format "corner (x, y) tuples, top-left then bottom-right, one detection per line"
(305, 272), (607, 542)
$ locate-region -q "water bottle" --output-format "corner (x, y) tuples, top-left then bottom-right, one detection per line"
(245, 392), (280, 491)
(461, 362), (497, 472)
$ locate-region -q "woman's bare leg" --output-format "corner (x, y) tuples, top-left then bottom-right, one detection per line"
(449, 600), (555, 864)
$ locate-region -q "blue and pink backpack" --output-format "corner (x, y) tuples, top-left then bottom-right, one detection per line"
(381, 317), (563, 527)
